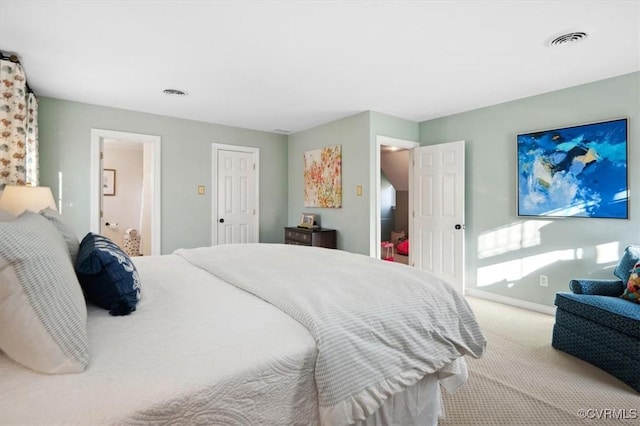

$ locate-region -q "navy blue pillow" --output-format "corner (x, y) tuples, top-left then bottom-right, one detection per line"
(75, 233), (141, 316)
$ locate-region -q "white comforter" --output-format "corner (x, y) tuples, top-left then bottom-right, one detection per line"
(0, 254), (319, 425)
(1, 244), (484, 426)
(176, 244), (486, 426)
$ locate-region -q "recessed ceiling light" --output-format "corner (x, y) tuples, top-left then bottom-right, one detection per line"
(163, 88), (187, 96)
(545, 31), (588, 47)
(381, 145), (405, 152)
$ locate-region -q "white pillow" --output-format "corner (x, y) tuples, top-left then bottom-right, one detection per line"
(40, 207), (80, 264)
(0, 211), (90, 374)
(0, 210), (16, 222)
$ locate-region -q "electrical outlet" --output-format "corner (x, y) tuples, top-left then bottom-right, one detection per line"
(539, 275), (549, 287)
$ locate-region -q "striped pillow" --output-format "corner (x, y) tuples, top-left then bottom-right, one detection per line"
(0, 210), (16, 221)
(40, 207), (80, 264)
(0, 211), (90, 374)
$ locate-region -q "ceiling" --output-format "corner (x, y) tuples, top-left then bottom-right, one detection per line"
(1, 1), (638, 134)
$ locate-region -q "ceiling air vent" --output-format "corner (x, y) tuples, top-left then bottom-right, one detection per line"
(546, 31), (588, 47)
(163, 88), (187, 96)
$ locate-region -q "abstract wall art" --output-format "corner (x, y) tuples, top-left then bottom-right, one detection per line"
(303, 144), (342, 208)
(517, 118), (628, 219)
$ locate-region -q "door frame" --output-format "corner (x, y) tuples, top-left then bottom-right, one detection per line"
(90, 129), (162, 255)
(371, 135), (419, 258)
(211, 143), (260, 245)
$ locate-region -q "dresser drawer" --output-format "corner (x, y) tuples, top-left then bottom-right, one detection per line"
(285, 229), (311, 244)
(284, 227), (337, 249)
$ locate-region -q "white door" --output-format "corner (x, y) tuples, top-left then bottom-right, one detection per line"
(410, 140), (465, 294)
(212, 144), (259, 245)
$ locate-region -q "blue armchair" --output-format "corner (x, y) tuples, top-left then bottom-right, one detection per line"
(552, 246), (640, 392)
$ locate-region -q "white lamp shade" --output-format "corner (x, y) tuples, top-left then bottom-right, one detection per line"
(0, 186), (57, 215)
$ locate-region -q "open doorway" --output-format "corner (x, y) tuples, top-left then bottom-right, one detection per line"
(372, 135), (419, 261)
(101, 139), (148, 254)
(90, 129), (162, 255)
(380, 147), (410, 265)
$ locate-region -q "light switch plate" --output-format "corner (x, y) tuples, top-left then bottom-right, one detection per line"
(356, 185), (363, 196)
(198, 185), (205, 195)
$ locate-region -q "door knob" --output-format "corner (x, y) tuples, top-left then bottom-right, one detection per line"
(219, 218), (225, 223)
(455, 224), (462, 230)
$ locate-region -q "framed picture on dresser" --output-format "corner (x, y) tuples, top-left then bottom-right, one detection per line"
(299, 213), (316, 228)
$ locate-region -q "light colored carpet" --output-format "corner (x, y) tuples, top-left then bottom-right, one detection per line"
(439, 297), (639, 425)
(393, 250), (409, 265)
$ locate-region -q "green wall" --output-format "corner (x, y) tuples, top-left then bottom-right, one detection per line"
(38, 97), (289, 253)
(287, 112), (370, 253)
(419, 72), (639, 306)
(287, 111), (418, 254)
(37, 73), (638, 308)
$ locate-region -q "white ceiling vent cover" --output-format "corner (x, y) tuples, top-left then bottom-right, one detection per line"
(163, 89), (187, 96)
(546, 31), (588, 47)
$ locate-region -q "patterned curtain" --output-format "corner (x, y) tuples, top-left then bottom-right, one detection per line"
(0, 55), (39, 190)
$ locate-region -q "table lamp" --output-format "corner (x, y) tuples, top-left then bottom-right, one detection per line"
(0, 185), (57, 215)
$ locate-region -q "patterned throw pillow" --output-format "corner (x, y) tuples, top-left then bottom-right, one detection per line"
(75, 233), (141, 316)
(0, 211), (89, 374)
(620, 261), (640, 304)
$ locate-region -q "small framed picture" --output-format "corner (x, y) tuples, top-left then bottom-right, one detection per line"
(299, 213), (316, 228)
(103, 169), (116, 196)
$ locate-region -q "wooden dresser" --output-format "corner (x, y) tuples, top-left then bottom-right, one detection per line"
(284, 227), (337, 249)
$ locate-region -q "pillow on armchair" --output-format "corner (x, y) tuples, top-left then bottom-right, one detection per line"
(620, 261), (640, 303)
(614, 245), (640, 283)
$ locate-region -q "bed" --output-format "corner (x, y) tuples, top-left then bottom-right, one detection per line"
(0, 210), (486, 425)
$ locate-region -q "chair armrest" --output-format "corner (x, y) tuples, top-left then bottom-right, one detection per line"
(569, 279), (626, 296)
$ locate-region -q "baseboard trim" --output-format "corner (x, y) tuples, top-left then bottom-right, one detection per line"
(465, 289), (556, 316)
